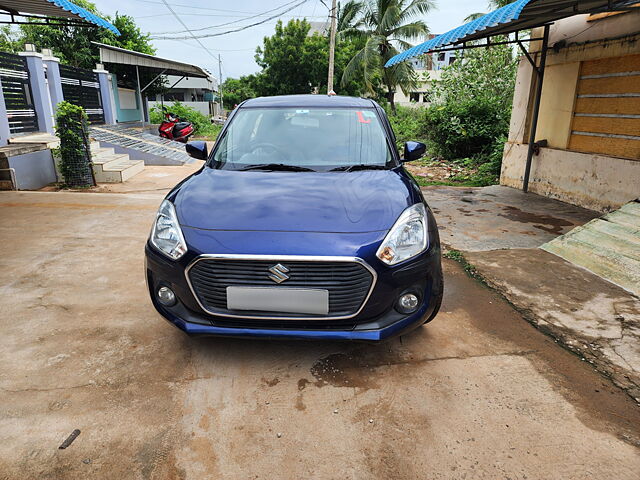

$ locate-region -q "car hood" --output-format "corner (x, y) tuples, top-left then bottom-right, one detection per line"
(171, 167), (419, 233)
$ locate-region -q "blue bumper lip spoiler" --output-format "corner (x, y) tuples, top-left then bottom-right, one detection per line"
(160, 304), (429, 342)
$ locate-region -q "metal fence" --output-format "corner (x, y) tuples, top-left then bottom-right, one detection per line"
(0, 52), (39, 134)
(59, 64), (105, 124)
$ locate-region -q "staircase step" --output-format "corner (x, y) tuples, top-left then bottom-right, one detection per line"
(543, 237), (640, 295)
(554, 226), (640, 262)
(618, 201), (640, 218)
(92, 153), (129, 168)
(586, 219), (640, 248)
(541, 200), (640, 296)
(94, 159), (145, 183)
(91, 147), (115, 159)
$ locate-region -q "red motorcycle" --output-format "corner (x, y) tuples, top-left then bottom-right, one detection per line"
(158, 107), (194, 143)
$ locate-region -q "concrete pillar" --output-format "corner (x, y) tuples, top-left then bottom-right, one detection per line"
(0, 78), (11, 147)
(19, 45), (54, 134)
(94, 64), (117, 124)
(41, 49), (64, 118)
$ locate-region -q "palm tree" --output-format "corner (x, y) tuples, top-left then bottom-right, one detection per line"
(464, 0), (513, 22)
(336, 1), (363, 33)
(340, 0), (435, 112)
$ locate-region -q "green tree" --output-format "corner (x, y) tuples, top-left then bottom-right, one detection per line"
(464, 0), (513, 22)
(254, 19), (316, 95)
(340, 0), (434, 111)
(221, 76), (260, 109)
(19, 0), (154, 69)
(253, 19), (366, 97)
(0, 26), (21, 53)
(337, 1), (364, 32)
(430, 42), (517, 111)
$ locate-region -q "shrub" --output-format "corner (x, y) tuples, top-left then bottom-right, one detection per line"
(421, 42), (517, 180)
(385, 105), (427, 152)
(423, 98), (508, 160)
(149, 101), (220, 139)
(54, 101), (94, 187)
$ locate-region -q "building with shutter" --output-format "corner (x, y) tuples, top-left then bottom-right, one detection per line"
(501, 8), (640, 212)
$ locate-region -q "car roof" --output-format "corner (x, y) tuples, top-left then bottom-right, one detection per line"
(240, 94), (378, 109)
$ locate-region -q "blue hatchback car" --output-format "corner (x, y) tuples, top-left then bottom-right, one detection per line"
(145, 95), (443, 341)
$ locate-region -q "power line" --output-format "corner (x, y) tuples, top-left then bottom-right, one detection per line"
(138, 12), (324, 20)
(156, 37), (256, 52)
(158, 0), (218, 63)
(133, 0), (257, 14)
(151, 0), (310, 40)
(149, 0), (303, 35)
(139, 12), (326, 19)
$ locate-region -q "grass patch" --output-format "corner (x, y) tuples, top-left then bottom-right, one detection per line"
(443, 248), (481, 279)
(413, 176), (496, 188)
(192, 123), (222, 142)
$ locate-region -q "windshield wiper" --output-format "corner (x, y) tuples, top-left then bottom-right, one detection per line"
(329, 164), (388, 172)
(240, 163), (316, 172)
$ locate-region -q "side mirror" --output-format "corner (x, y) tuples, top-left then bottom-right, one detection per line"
(403, 141), (426, 161)
(185, 141), (208, 160)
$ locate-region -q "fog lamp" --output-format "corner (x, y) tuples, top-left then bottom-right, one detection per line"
(157, 286), (176, 306)
(396, 293), (419, 314)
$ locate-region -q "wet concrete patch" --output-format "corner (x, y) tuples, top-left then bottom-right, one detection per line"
(422, 185), (598, 251)
(498, 205), (574, 235)
(310, 352), (379, 389)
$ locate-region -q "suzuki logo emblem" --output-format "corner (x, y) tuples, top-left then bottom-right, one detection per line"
(268, 263), (290, 284)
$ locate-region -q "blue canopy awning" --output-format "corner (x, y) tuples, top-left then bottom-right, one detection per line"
(1, 0), (120, 35)
(385, 0), (638, 67)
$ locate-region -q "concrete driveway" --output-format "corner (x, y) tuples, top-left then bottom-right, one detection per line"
(1, 190), (639, 479)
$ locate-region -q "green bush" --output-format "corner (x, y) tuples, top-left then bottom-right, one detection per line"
(423, 98), (509, 160)
(149, 101), (220, 139)
(54, 101), (94, 187)
(385, 105), (427, 152)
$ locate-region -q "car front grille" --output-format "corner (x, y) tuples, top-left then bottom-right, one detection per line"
(187, 257), (375, 319)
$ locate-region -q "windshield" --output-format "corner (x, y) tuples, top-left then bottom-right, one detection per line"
(211, 107), (394, 171)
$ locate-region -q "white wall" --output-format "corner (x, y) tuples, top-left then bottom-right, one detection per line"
(164, 75), (217, 91)
(501, 143), (640, 212)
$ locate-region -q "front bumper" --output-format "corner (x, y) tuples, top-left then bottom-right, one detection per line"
(145, 229), (442, 342)
(149, 293), (436, 341)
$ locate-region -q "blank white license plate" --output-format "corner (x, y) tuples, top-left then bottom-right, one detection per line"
(226, 287), (329, 315)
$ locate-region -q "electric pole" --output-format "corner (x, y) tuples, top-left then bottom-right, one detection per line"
(327, 0), (337, 95)
(218, 54), (224, 113)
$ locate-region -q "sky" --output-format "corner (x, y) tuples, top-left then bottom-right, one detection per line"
(92, 0), (489, 82)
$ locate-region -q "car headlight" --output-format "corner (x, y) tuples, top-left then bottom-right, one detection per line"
(150, 200), (187, 260)
(376, 203), (429, 265)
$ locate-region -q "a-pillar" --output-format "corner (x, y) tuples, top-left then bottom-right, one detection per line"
(19, 44), (54, 134)
(95, 63), (117, 124)
(41, 48), (64, 118)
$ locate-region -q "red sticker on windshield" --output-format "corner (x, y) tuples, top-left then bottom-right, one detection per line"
(356, 111), (371, 124)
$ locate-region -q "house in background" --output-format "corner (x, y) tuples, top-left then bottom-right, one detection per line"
(148, 74), (219, 118)
(502, 9), (640, 212)
(94, 42), (219, 123)
(395, 36), (454, 107)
